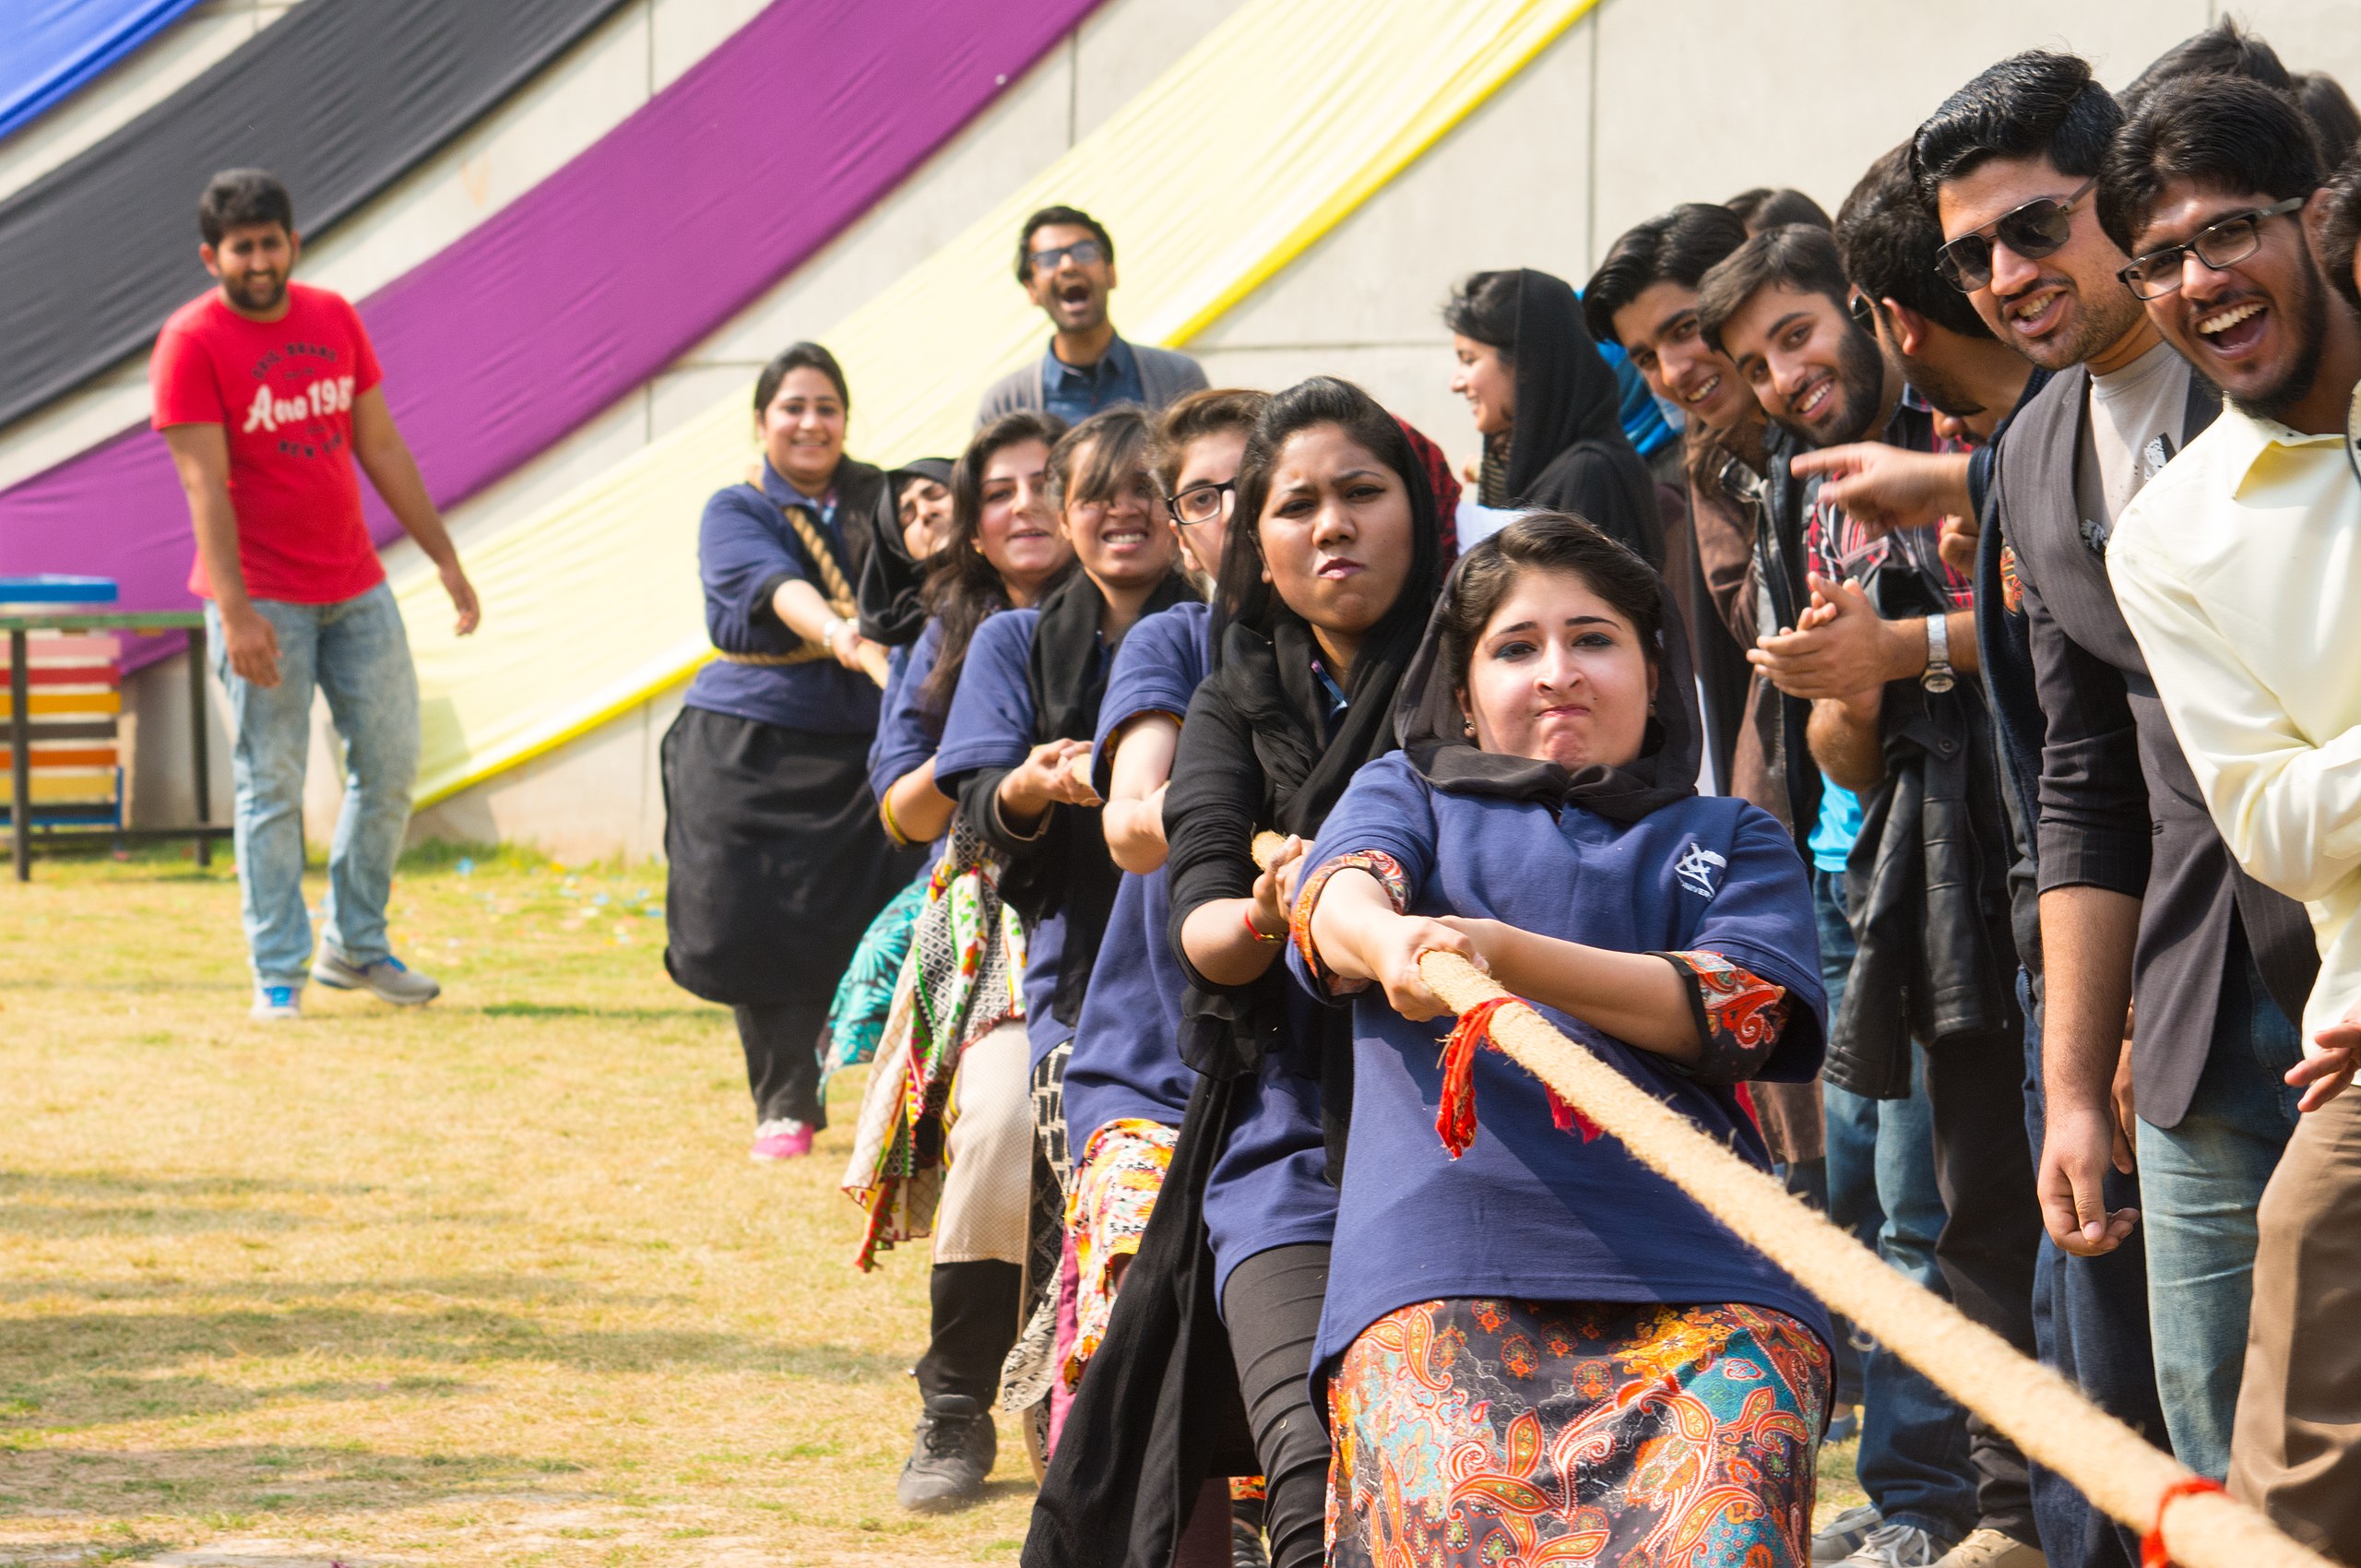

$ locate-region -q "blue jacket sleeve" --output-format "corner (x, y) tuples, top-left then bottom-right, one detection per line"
(934, 611), (1038, 789)
(699, 484), (809, 652)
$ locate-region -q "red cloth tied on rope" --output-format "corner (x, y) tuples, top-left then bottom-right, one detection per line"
(2142, 1478), (2225, 1568)
(1435, 994), (1602, 1158)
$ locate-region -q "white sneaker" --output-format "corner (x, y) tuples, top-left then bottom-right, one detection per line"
(1933, 1528), (2046, 1568)
(251, 982), (303, 1021)
(1815, 1505), (1884, 1564)
(1840, 1523), (1952, 1568)
(313, 950), (441, 1004)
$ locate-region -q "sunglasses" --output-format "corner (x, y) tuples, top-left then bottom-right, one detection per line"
(2117, 196), (2306, 300)
(1934, 175), (2097, 292)
(1027, 240), (1107, 275)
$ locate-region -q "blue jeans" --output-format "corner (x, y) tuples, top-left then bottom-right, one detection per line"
(207, 582), (420, 983)
(2021, 968), (2166, 1568)
(2136, 940), (2302, 1480)
(1816, 871), (1976, 1540)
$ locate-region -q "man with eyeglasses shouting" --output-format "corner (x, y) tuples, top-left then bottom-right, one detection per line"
(2097, 75), (2361, 1560)
(1917, 49), (2321, 1526)
(979, 204), (1208, 427)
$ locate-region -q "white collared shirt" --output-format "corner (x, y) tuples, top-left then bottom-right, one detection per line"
(2108, 402), (2361, 1044)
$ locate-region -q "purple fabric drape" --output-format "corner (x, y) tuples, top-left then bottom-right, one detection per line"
(0, 0), (1097, 653)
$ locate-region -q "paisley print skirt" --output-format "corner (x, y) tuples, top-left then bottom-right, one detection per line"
(1327, 1298), (1830, 1568)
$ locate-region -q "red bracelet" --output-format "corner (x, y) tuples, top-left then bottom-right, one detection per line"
(1242, 906), (1283, 944)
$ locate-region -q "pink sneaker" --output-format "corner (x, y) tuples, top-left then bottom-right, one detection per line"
(750, 1120), (815, 1161)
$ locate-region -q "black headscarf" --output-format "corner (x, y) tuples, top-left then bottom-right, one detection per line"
(1496, 269), (1667, 569)
(1393, 537), (1703, 822)
(1165, 399), (1447, 1111)
(854, 456), (956, 646)
(1180, 430), (1447, 843)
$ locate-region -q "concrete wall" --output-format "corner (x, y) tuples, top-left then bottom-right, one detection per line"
(81, 0), (2361, 861)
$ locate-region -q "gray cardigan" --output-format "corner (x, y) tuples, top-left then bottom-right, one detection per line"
(976, 336), (1210, 425)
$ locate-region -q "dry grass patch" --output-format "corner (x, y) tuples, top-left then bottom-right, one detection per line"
(0, 847), (1861, 1566)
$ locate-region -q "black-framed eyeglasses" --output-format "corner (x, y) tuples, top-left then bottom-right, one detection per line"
(2117, 197), (2306, 299)
(1165, 478), (1234, 527)
(1027, 240), (1107, 275)
(1934, 175), (2098, 292)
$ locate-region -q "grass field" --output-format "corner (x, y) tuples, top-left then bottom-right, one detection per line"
(0, 847), (1862, 1566)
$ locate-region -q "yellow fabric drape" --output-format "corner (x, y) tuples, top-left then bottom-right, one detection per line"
(396, 0), (1595, 805)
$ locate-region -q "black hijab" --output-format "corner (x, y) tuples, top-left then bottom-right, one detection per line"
(1180, 425), (1447, 844)
(1498, 269), (1667, 569)
(1394, 523), (1703, 823)
(854, 456), (956, 646)
(1163, 384), (1448, 1176)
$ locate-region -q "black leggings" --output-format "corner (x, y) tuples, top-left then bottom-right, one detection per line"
(1222, 1243), (1331, 1568)
(731, 999), (827, 1128)
(914, 1260), (1023, 1406)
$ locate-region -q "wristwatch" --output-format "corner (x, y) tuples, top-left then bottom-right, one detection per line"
(1920, 613), (1956, 694)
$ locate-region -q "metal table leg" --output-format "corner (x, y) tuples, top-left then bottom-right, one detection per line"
(188, 624), (212, 868)
(10, 628), (29, 883)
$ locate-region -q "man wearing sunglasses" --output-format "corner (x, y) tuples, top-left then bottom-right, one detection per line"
(1919, 50), (2320, 1522)
(2099, 76), (2361, 1559)
(978, 204), (1207, 427)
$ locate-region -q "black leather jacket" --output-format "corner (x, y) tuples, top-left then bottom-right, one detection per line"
(1825, 564), (2023, 1099)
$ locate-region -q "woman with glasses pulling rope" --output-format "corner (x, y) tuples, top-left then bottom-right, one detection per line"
(661, 342), (921, 1165)
(1289, 514), (1832, 1567)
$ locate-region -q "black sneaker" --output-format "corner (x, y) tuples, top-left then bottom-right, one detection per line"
(896, 1394), (996, 1513)
(1231, 1516), (1271, 1568)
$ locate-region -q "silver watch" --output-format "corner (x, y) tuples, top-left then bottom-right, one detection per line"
(1920, 613), (1956, 694)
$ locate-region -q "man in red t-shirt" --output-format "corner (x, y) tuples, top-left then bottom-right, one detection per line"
(155, 168), (480, 1022)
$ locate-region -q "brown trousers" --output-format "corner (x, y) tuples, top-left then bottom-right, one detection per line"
(2230, 1087), (2361, 1562)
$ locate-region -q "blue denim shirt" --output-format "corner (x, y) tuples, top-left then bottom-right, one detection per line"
(1040, 333), (1145, 426)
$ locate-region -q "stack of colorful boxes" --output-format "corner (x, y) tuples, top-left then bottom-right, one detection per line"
(1, 576), (124, 833)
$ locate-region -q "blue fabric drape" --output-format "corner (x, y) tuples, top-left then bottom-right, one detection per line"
(0, 0), (205, 143)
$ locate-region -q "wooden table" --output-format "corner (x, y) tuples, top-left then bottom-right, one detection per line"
(3, 609), (224, 882)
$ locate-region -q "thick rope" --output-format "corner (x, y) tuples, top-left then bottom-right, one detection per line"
(721, 469), (887, 687)
(1252, 831), (2331, 1568)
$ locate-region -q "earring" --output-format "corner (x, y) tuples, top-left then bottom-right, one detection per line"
(1463, 719), (1477, 738)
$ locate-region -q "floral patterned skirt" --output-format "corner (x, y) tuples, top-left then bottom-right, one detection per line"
(1062, 1118), (1179, 1390)
(1327, 1298), (1830, 1568)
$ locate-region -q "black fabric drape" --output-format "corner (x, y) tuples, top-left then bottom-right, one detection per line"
(1498, 269), (1666, 568)
(0, 0), (634, 432)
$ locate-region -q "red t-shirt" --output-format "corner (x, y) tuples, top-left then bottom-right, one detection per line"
(150, 281), (386, 603)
